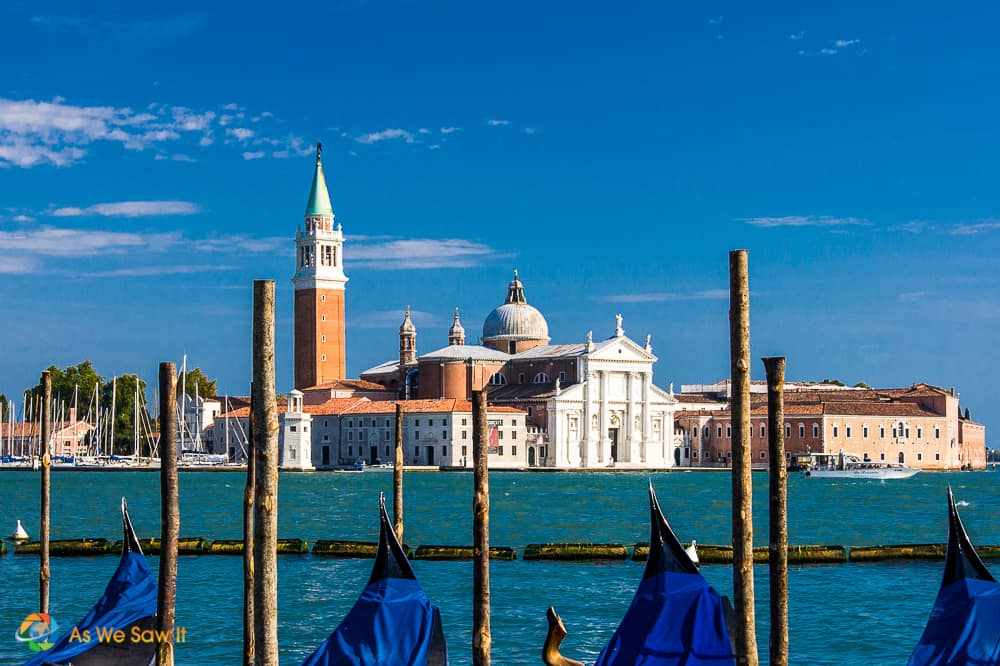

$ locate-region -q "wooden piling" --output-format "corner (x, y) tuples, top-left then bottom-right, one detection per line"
(243, 381), (255, 666)
(39, 370), (51, 614)
(729, 249), (758, 666)
(472, 389), (491, 666)
(763, 356), (788, 666)
(394, 402), (404, 543)
(157, 362), (179, 666)
(252, 280), (279, 666)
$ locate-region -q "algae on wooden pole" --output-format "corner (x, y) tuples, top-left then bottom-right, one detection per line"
(39, 370), (51, 614)
(251, 280), (279, 666)
(243, 380), (255, 666)
(394, 402), (404, 543)
(763, 356), (788, 666)
(729, 250), (758, 666)
(157, 362), (179, 666)
(472, 389), (491, 665)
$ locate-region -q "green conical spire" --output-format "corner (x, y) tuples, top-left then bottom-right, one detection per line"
(305, 142), (334, 217)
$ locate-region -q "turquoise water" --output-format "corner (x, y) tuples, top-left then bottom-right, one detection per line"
(0, 470), (997, 664)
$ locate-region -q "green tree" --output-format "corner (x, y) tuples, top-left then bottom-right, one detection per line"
(822, 378), (846, 387)
(29, 361), (105, 418)
(0, 393), (9, 422)
(99, 374), (153, 456)
(177, 367), (218, 399)
(854, 381), (871, 389)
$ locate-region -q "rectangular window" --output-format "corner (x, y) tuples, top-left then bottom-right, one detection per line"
(905, 427), (910, 438)
(428, 419), (434, 427)
(348, 432), (353, 441)
(416, 419), (420, 426)
(511, 419), (516, 426)
(512, 446), (517, 456)
(880, 426), (885, 438)
(442, 446), (447, 456)
(499, 431), (504, 439)
(917, 453), (923, 461)
(917, 427), (922, 439)
(760, 423), (765, 438)
(717, 426), (723, 438)
(540, 446), (546, 457)
(385, 419), (390, 427)
(813, 424), (819, 437)
(462, 446), (468, 456)
(414, 446), (420, 455)
(512, 430), (517, 440)
(462, 430), (468, 439)
(935, 427), (941, 439)
(462, 418), (468, 426)
(892, 427), (897, 438)
(442, 431), (446, 439)
(798, 425), (804, 438)
(498, 446), (504, 456)
(863, 426), (869, 438)
(726, 425), (731, 438)
(935, 453), (941, 460)
(880, 452), (885, 461)
(415, 432), (419, 440)
(833, 426), (839, 437)
(785, 424), (791, 438)
(559, 371), (566, 382)
(290, 425), (297, 432)
(846, 425), (852, 438)
(348, 446), (353, 456)
(385, 431), (390, 440)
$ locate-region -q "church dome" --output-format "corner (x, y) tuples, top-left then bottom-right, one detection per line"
(482, 271), (550, 344)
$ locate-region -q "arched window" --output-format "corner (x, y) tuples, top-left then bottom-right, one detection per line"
(533, 372), (550, 383)
(488, 373), (507, 386)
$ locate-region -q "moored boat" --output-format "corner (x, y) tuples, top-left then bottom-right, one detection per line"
(544, 482), (735, 665)
(24, 498), (158, 666)
(908, 488), (1000, 665)
(300, 493), (447, 665)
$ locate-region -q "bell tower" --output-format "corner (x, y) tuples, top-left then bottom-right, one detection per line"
(293, 143), (348, 389)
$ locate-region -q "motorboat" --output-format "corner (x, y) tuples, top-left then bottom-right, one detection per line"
(800, 453), (920, 479)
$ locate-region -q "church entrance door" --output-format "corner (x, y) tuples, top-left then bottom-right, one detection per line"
(608, 428), (619, 463)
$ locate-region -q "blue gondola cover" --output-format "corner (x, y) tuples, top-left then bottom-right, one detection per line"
(24, 498), (158, 666)
(909, 488), (1000, 666)
(595, 484), (735, 666)
(302, 494), (447, 666)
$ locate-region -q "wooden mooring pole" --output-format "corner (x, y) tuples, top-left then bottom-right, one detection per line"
(394, 402), (404, 543)
(472, 389), (491, 666)
(39, 370), (51, 614)
(157, 362), (179, 666)
(763, 357), (788, 666)
(252, 280), (279, 666)
(729, 249), (758, 666)
(243, 381), (256, 666)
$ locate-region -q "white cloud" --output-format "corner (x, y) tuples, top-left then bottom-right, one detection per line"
(487, 119), (511, 126)
(0, 256), (38, 274)
(522, 127), (537, 135)
(891, 221), (931, 233)
(227, 127), (254, 141)
(0, 96), (313, 166)
(51, 200), (200, 217)
(191, 235), (286, 253)
(835, 39), (860, 47)
(12, 214), (34, 222)
(740, 215), (871, 228)
(242, 151), (265, 160)
(440, 126), (460, 134)
(898, 291), (928, 303)
(223, 103), (241, 111)
(708, 16), (724, 24)
(952, 221), (1000, 235)
(354, 128), (415, 144)
(352, 309), (440, 329)
(350, 238), (500, 269)
(0, 226), (180, 256)
(820, 48), (838, 55)
(789, 31), (805, 40)
(417, 128), (431, 134)
(602, 289), (730, 303)
(79, 264), (239, 278)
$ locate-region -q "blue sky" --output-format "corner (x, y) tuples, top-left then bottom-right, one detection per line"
(1, 1), (998, 439)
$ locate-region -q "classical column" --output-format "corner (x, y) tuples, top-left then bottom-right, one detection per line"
(582, 369), (591, 468)
(641, 372), (651, 464)
(599, 370), (608, 463)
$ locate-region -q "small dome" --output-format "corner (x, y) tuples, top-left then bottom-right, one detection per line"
(482, 271), (550, 343)
(449, 308), (465, 337)
(399, 306), (416, 334)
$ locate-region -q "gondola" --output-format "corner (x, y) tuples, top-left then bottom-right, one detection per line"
(544, 482), (736, 666)
(25, 498), (158, 666)
(301, 493), (448, 665)
(908, 487), (1000, 665)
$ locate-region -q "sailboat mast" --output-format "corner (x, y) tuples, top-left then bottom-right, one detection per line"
(110, 376), (117, 456)
(94, 380), (101, 456)
(180, 355), (187, 453)
(134, 380), (140, 458)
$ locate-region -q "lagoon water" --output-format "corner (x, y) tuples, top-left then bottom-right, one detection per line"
(1, 470), (997, 664)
